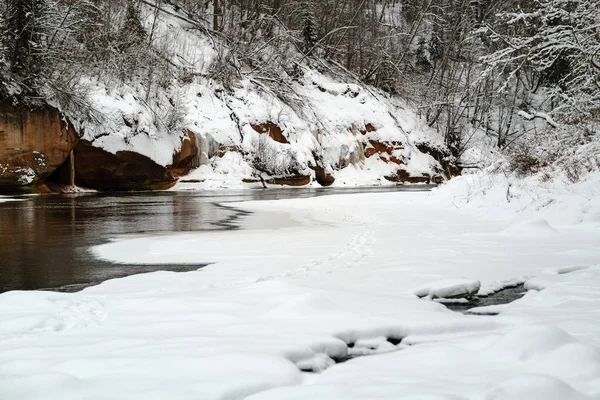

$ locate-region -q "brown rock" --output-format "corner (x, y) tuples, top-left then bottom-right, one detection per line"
(384, 169), (432, 184)
(170, 130), (199, 177)
(251, 121), (289, 144)
(0, 103), (79, 191)
(364, 140), (404, 162)
(313, 166), (335, 186)
(71, 141), (176, 191)
(360, 123), (377, 135)
(267, 175), (310, 186)
(242, 175), (311, 186)
(218, 144), (240, 157)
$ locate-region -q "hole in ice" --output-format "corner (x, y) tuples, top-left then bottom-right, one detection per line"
(332, 336), (405, 365)
(386, 336), (403, 345)
(439, 284), (527, 314)
(300, 336), (406, 372)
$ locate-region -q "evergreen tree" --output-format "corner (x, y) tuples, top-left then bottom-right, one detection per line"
(118, 3), (147, 53)
(301, 1), (317, 53)
(115, 3), (148, 79)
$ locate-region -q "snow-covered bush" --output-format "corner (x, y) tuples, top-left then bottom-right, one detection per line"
(252, 134), (307, 177)
(507, 123), (600, 182)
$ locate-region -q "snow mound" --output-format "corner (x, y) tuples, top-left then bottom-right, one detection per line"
(263, 293), (354, 320)
(484, 375), (590, 400)
(348, 336), (399, 358)
(523, 278), (549, 291)
(296, 353), (335, 373)
(466, 304), (508, 315)
(546, 265), (591, 275)
(499, 218), (558, 237)
(413, 279), (481, 299)
(488, 325), (576, 361)
(528, 342), (600, 380)
(479, 277), (528, 296)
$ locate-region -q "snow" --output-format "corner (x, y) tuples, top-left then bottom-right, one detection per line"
(517, 110), (560, 128)
(547, 265), (591, 275)
(15, 167), (35, 185)
(2, 170), (600, 399)
(478, 277), (528, 296)
(413, 279), (481, 299)
(246, 325), (600, 400)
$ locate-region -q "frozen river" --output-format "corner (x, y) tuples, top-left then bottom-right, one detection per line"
(0, 186), (432, 293)
(1, 180), (599, 400)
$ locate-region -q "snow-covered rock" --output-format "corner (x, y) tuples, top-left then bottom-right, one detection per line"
(413, 279), (481, 299)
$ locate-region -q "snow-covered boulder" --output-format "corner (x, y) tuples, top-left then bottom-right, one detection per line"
(413, 279), (481, 299)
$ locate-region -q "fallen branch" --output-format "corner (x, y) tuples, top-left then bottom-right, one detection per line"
(517, 110), (559, 128)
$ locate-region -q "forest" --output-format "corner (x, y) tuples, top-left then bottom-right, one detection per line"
(1, 0), (599, 172)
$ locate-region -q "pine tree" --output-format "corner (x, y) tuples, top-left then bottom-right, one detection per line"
(301, 1), (317, 53)
(116, 3), (147, 79)
(118, 3), (147, 53)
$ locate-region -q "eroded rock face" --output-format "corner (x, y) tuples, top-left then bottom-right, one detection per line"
(0, 103), (79, 191)
(170, 130), (199, 177)
(72, 141), (176, 191)
(364, 140), (404, 165)
(251, 122), (289, 144)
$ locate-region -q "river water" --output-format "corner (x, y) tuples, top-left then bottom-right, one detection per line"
(0, 186), (433, 293)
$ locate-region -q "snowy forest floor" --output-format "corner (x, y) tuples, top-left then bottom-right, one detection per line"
(1, 170), (600, 400)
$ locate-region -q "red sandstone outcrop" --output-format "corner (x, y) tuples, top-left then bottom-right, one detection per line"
(313, 165), (335, 186)
(71, 141), (177, 191)
(251, 122), (289, 144)
(170, 130), (199, 177)
(364, 140), (405, 165)
(0, 103), (79, 191)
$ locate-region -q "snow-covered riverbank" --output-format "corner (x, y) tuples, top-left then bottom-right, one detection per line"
(1, 172), (600, 399)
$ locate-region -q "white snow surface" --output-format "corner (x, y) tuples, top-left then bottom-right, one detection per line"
(2, 171), (600, 399)
(413, 279), (481, 299)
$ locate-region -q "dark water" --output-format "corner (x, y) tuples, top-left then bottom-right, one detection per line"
(442, 284), (527, 314)
(0, 185), (433, 293)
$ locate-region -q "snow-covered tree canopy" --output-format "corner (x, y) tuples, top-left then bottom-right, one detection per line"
(0, 0), (598, 156)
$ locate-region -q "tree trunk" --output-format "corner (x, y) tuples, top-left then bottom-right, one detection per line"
(213, 0), (220, 31)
